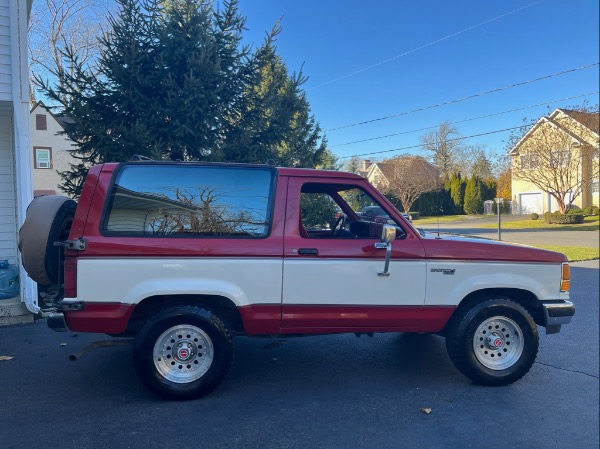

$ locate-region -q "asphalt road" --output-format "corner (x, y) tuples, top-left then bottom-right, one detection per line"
(0, 261), (598, 449)
(417, 215), (600, 248)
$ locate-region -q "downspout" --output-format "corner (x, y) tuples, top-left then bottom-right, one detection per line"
(10, 0), (38, 314)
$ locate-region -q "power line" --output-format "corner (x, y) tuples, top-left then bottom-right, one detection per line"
(339, 125), (527, 159)
(307, 0), (546, 91)
(326, 62), (599, 132)
(331, 91), (600, 148)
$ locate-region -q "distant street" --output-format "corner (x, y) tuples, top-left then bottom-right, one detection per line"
(417, 214), (600, 249)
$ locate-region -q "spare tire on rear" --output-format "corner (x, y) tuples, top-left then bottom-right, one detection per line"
(18, 195), (77, 286)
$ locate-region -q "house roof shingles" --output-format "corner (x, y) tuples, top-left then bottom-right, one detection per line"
(559, 109), (600, 135)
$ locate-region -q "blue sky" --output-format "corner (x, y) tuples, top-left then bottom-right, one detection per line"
(237, 0), (599, 163)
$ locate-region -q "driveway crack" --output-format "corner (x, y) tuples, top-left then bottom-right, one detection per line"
(535, 361), (599, 379)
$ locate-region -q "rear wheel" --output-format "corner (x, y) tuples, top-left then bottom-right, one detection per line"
(445, 298), (538, 386)
(133, 306), (234, 400)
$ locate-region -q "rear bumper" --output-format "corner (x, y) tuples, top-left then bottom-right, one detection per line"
(541, 300), (575, 334)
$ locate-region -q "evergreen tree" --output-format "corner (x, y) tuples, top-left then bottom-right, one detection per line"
(37, 0), (249, 196)
(450, 173), (466, 214)
(216, 24), (327, 168)
(464, 176), (484, 214)
(36, 0), (165, 196)
(158, 0), (248, 161)
(345, 157), (360, 173)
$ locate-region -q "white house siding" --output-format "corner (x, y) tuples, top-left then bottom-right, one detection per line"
(0, 0), (11, 101)
(0, 103), (17, 267)
(0, 0), (36, 323)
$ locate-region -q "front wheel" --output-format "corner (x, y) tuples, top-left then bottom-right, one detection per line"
(133, 306), (234, 400)
(445, 298), (539, 386)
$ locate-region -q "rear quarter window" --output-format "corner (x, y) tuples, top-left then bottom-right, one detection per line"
(102, 165), (274, 238)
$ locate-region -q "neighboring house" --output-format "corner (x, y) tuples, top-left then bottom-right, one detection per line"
(0, 0), (37, 324)
(509, 108), (600, 214)
(359, 158), (441, 191)
(30, 102), (75, 196)
(359, 160), (395, 190)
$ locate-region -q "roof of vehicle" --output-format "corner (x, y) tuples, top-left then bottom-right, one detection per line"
(98, 161), (364, 180)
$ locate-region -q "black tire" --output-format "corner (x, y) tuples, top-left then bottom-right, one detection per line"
(18, 195), (77, 285)
(133, 306), (234, 400)
(445, 298), (539, 386)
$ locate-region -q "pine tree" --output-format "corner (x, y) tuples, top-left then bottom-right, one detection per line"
(37, 0), (330, 197)
(37, 0), (248, 196)
(35, 0), (166, 196)
(216, 23), (328, 168)
(464, 176), (484, 214)
(450, 173), (466, 214)
(158, 0), (248, 161)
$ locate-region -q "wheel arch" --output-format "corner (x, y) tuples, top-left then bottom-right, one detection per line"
(123, 294), (245, 337)
(442, 288), (543, 335)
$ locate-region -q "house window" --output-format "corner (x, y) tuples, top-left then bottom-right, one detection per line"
(36, 114), (47, 130)
(34, 147), (52, 169)
(520, 154), (540, 170)
(373, 174), (380, 185)
(593, 182), (599, 194)
(550, 149), (570, 168)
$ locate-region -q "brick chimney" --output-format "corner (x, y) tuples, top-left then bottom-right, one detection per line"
(361, 159), (371, 171)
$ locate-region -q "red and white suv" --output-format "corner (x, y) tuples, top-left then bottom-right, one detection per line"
(19, 162), (574, 400)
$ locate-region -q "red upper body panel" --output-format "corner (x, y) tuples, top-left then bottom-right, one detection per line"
(67, 162), (565, 264)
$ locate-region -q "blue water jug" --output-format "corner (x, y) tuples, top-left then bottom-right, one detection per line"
(0, 260), (19, 300)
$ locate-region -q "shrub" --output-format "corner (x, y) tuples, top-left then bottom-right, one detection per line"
(593, 206), (600, 216)
(463, 176), (484, 214)
(530, 213), (539, 220)
(544, 213), (584, 224)
(567, 205), (582, 215)
(583, 206), (595, 215)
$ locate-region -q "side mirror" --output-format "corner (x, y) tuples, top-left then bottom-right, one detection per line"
(381, 224), (396, 244)
(374, 224), (395, 276)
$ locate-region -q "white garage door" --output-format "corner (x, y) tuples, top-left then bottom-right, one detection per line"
(519, 193), (542, 214)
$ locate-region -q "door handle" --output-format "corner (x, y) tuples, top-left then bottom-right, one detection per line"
(298, 248), (319, 255)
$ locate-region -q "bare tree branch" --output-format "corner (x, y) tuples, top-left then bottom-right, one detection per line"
(383, 156), (440, 213)
(29, 0), (112, 105)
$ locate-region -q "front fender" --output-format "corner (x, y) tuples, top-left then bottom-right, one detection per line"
(425, 261), (565, 306)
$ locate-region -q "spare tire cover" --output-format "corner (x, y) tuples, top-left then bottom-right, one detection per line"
(18, 195), (77, 285)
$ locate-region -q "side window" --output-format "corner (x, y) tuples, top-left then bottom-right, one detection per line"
(299, 183), (400, 239)
(104, 165), (273, 238)
(300, 192), (338, 231)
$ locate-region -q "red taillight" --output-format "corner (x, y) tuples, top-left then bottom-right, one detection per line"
(63, 257), (77, 298)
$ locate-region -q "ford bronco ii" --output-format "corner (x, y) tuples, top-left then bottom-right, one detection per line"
(19, 162), (575, 400)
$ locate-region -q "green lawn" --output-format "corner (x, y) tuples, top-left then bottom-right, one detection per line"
(478, 215), (600, 231)
(414, 215), (476, 224)
(531, 245), (600, 262)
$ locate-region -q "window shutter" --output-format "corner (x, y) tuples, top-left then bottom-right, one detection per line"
(36, 114), (47, 130)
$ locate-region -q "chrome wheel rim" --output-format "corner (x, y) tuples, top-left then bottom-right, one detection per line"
(153, 325), (214, 383)
(473, 316), (523, 370)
